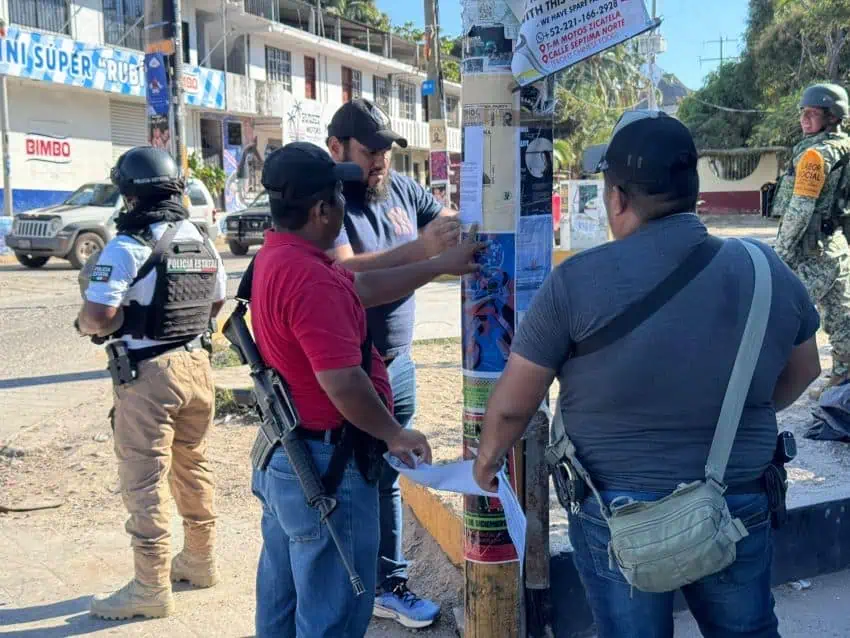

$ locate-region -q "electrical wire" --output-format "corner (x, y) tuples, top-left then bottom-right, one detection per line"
(688, 97), (774, 114)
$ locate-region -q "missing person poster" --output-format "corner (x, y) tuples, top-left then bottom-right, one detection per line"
(512, 0), (658, 86)
(520, 127), (554, 210)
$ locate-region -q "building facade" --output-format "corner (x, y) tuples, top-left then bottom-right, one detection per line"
(0, 0), (462, 212)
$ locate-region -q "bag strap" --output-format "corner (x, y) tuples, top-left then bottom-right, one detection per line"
(705, 240), (772, 485)
(548, 234), (725, 473)
(130, 222), (180, 287)
(572, 235), (724, 358)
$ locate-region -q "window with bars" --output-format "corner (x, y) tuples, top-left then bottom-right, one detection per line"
(304, 56), (317, 100)
(446, 96), (460, 127)
(265, 46), (292, 91)
(342, 67), (362, 103)
(398, 82), (416, 121)
(10, 0), (69, 34)
(373, 76), (390, 114)
(103, 0), (144, 50)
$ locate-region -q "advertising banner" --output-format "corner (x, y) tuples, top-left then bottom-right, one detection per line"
(512, 0), (658, 86)
(144, 52), (171, 150)
(0, 26), (224, 109)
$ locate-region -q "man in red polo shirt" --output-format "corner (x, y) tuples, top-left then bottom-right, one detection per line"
(248, 142), (481, 638)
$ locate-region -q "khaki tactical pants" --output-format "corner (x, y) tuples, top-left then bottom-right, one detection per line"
(112, 348), (216, 587)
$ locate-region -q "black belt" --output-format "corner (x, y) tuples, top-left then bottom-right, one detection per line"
(128, 336), (205, 363)
(297, 426), (345, 445)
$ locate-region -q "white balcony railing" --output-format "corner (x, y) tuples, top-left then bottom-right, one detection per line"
(391, 118), (428, 151)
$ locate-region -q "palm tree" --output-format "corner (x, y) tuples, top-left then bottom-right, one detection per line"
(554, 43), (649, 176)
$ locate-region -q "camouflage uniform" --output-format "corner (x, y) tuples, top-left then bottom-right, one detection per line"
(773, 130), (850, 379)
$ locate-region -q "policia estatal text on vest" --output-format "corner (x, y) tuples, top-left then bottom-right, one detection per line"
(75, 146), (228, 620)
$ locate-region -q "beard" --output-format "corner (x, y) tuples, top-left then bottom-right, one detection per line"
(342, 148), (390, 204)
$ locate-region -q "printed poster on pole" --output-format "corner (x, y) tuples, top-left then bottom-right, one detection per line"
(512, 0), (659, 86)
(461, 231), (516, 374)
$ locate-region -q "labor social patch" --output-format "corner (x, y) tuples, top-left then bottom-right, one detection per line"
(793, 149), (826, 198)
(90, 264), (113, 282)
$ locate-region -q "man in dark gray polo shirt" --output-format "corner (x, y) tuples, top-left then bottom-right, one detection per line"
(327, 99), (458, 628)
(473, 112), (822, 637)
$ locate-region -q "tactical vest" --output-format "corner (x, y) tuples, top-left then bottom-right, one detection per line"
(772, 132), (850, 248)
(116, 222), (219, 341)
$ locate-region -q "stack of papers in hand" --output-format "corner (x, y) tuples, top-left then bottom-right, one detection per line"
(384, 454), (527, 568)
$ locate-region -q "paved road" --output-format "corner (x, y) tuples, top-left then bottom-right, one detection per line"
(0, 250), (461, 447)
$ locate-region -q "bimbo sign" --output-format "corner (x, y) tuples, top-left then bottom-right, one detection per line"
(25, 133), (72, 164)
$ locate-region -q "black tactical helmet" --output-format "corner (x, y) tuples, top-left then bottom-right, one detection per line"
(110, 146), (184, 199)
(800, 83), (849, 122)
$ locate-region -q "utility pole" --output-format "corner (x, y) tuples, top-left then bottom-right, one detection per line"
(0, 17), (12, 217)
(144, 1), (187, 177)
(699, 35), (740, 70)
(459, 0), (555, 635)
(172, 0), (188, 176)
(648, 0), (658, 111)
(424, 0), (450, 204)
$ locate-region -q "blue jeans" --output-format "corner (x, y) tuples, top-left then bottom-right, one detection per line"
(377, 350), (416, 588)
(568, 490), (780, 638)
(251, 441), (380, 638)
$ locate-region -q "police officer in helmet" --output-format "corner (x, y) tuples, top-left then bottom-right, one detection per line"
(773, 83), (850, 399)
(76, 145), (228, 619)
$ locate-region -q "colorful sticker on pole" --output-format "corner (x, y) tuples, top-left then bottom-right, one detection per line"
(430, 151), (449, 181)
(461, 232), (516, 373)
(463, 437), (520, 564)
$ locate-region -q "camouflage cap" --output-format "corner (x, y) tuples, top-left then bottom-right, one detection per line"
(800, 83), (849, 121)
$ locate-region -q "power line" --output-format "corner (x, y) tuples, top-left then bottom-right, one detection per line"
(689, 96), (774, 114)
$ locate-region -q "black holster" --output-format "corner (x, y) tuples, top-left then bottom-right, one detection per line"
(551, 456), (586, 513)
(105, 341), (137, 387)
(765, 431), (796, 530)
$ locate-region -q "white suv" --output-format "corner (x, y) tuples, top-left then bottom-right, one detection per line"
(6, 178), (220, 269)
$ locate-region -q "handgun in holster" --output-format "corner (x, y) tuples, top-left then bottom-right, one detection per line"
(105, 341), (137, 387)
(551, 457), (587, 515)
(765, 431), (797, 529)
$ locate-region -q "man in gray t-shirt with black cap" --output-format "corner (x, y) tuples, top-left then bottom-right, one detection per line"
(472, 111), (822, 636)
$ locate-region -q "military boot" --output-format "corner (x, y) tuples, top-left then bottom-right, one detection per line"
(171, 550), (219, 588)
(90, 579), (174, 620)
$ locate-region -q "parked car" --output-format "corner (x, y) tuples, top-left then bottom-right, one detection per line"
(222, 191), (272, 256)
(6, 178), (220, 269)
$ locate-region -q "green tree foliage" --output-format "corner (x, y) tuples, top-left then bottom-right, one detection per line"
(325, 0), (391, 31)
(392, 22), (462, 83)
(187, 153), (226, 199)
(554, 44), (649, 176)
(679, 0), (850, 150)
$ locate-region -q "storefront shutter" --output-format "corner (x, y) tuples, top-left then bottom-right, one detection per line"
(109, 100), (147, 162)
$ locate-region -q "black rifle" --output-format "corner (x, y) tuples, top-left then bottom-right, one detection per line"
(222, 260), (365, 596)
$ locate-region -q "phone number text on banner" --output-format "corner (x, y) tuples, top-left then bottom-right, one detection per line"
(512, 0), (657, 86)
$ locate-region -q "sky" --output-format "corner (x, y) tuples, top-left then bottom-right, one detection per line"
(374, 0), (751, 90)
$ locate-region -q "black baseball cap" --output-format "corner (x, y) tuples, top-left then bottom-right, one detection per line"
(327, 99), (408, 151)
(582, 110), (697, 192)
(261, 142), (363, 201)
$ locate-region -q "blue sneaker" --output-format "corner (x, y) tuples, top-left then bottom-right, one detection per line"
(372, 579), (441, 629)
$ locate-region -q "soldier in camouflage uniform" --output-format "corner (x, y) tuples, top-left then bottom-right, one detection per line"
(773, 83), (850, 398)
